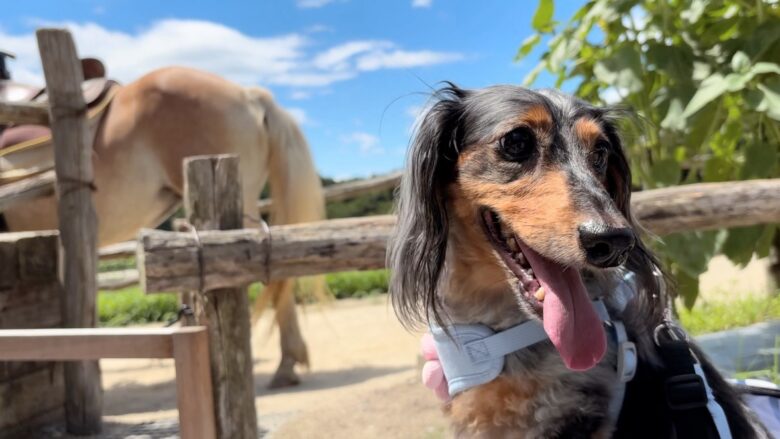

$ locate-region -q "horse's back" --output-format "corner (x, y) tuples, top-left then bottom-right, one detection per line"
(97, 66), (267, 181)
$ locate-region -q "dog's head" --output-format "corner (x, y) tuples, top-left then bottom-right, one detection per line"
(389, 84), (656, 370)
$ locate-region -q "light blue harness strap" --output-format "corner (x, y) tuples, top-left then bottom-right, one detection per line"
(430, 320), (548, 396)
(432, 297), (638, 422)
(462, 321), (548, 363)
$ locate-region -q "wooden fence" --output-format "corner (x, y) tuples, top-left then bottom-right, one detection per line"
(0, 326), (216, 439)
(0, 29), (226, 438)
(0, 231), (63, 435)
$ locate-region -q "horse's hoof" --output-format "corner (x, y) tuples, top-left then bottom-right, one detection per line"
(268, 370), (300, 389)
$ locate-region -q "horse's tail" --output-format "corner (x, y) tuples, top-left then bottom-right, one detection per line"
(245, 88), (326, 360)
(246, 87), (325, 227)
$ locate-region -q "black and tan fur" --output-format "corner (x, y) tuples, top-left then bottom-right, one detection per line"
(389, 84), (768, 438)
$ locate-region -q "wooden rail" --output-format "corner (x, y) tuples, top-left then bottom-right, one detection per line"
(0, 170), (56, 211)
(0, 101), (50, 125)
(0, 327), (216, 439)
(138, 178), (780, 293)
(257, 171), (401, 214)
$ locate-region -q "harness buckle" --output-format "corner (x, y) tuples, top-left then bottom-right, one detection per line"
(654, 320), (688, 346)
(665, 373), (708, 410)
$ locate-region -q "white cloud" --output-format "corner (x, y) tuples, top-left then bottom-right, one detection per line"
(286, 107), (308, 125)
(290, 90), (312, 100)
(296, 0), (338, 8)
(344, 132), (384, 155)
(1, 19), (462, 89)
(313, 40), (392, 71)
(304, 24), (334, 33)
(356, 50), (463, 71)
(412, 0), (433, 8)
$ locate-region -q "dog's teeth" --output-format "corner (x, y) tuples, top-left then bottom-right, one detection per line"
(534, 287), (545, 302)
(527, 268), (534, 277)
(516, 253), (527, 265)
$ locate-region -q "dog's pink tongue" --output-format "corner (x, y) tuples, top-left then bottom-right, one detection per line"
(520, 246), (606, 370)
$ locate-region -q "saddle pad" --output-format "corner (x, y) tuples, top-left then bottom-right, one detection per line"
(0, 125), (50, 150)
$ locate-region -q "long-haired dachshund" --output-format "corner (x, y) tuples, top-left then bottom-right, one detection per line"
(389, 84), (769, 438)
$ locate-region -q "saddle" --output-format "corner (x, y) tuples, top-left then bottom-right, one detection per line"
(0, 58), (119, 185)
(0, 58), (108, 104)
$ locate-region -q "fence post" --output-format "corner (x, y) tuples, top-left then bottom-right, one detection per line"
(183, 155), (257, 439)
(36, 29), (102, 434)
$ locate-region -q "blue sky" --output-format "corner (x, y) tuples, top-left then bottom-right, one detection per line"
(1, 0), (583, 180)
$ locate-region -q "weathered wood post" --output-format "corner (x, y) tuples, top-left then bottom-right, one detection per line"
(183, 155), (257, 438)
(36, 28), (102, 434)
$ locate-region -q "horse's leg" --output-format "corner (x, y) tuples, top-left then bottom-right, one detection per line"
(245, 199), (309, 389)
(267, 279), (309, 388)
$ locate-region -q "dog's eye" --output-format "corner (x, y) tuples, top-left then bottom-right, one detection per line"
(591, 141), (610, 173)
(499, 127), (536, 162)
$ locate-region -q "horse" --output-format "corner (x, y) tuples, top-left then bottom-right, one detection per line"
(0, 65), (323, 388)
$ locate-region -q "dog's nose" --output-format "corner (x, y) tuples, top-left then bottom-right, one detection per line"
(578, 223), (635, 268)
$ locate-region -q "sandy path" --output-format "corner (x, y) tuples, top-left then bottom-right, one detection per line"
(98, 296), (447, 438)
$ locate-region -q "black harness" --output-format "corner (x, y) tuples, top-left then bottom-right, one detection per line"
(657, 337), (724, 438)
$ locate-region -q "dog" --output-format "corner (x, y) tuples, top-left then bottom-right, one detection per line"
(388, 84), (769, 438)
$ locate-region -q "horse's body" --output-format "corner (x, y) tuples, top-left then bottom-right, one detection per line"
(1, 66), (323, 386)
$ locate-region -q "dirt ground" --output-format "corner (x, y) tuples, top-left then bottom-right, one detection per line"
(99, 295), (448, 438)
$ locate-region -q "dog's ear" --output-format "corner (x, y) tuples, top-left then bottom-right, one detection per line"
(603, 124), (632, 219)
(602, 114), (669, 322)
(389, 87), (464, 329)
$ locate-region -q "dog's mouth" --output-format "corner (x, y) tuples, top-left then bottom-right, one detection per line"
(481, 210), (544, 313)
(480, 209), (607, 371)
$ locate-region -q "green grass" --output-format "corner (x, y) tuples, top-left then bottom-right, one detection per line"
(98, 269), (390, 326)
(325, 270), (389, 299)
(678, 294), (780, 336)
(98, 287), (178, 326)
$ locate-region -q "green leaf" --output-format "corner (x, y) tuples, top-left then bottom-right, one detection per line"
(685, 101), (720, 152)
(756, 226), (777, 259)
(740, 141), (777, 179)
(593, 46), (644, 93)
(661, 231), (718, 277)
(660, 98), (686, 131)
(516, 34), (542, 60)
(650, 158), (681, 186)
(724, 72), (751, 92)
(721, 226), (765, 266)
(532, 0), (555, 33)
(523, 63), (545, 86)
(731, 51), (751, 73)
(682, 73), (728, 117)
(692, 62), (711, 81)
(681, 0), (707, 24)
(673, 265), (700, 310)
(750, 62), (780, 76)
(703, 155), (734, 182)
(756, 80), (780, 120)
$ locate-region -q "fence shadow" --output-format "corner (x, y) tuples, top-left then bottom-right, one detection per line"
(102, 364), (411, 417)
